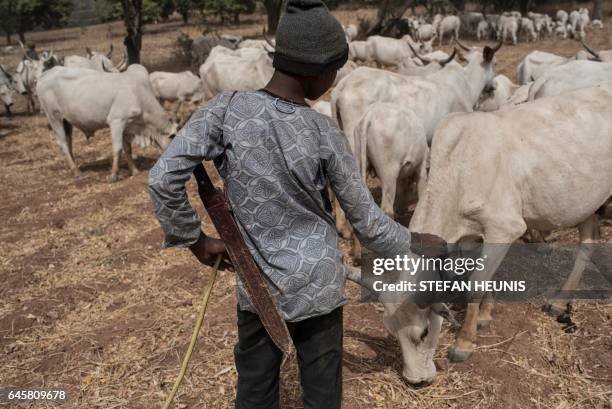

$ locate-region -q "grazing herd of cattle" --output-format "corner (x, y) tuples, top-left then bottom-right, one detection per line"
(0, 6), (611, 387)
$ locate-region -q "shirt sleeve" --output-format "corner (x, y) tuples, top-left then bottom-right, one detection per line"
(148, 92), (232, 248)
(320, 123), (411, 255)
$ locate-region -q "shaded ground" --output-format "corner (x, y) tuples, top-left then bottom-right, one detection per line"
(1, 7), (611, 409)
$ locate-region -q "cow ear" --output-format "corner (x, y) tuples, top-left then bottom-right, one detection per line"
(483, 46), (494, 63)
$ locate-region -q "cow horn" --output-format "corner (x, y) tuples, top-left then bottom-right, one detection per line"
(491, 39), (502, 53)
(439, 48), (457, 67)
(455, 38), (472, 51)
(581, 39), (601, 61)
(408, 42), (431, 65)
(116, 50), (128, 72)
(19, 41), (26, 50)
(107, 43), (114, 59)
(0, 64), (10, 78)
(263, 27), (275, 49)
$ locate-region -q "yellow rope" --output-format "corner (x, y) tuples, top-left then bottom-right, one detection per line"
(162, 254), (223, 409)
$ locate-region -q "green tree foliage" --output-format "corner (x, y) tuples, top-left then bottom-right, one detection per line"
(194, 0), (256, 24)
(0, 0), (72, 44)
(94, 0), (163, 23)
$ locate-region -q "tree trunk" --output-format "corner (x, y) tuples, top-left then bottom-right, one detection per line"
(264, 0), (283, 35)
(120, 0), (143, 65)
(592, 0), (603, 20)
(454, 0), (467, 12)
(6, 32), (11, 45)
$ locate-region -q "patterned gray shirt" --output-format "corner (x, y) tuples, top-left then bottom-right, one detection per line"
(148, 90), (410, 321)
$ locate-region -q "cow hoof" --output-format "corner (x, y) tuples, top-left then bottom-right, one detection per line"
(108, 174), (119, 183)
(477, 319), (491, 330)
(543, 303), (565, 318)
(448, 347), (472, 363)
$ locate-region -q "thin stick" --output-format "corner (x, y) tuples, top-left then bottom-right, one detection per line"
(161, 254), (223, 409)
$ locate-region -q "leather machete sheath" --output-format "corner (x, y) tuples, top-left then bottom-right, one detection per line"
(193, 163), (294, 358)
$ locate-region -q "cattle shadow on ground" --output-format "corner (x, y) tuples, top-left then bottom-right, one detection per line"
(343, 329), (404, 377)
(0, 122), (18, 140)
(77, 155), (157, 176)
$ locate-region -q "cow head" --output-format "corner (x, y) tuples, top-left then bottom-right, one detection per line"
(87, 45), (127, 73)
(0, 83), (14, 108)
(455, 39), (501, 105)
(383, 302), (442, 385)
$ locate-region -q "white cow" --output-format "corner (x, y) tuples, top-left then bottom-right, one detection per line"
(366, 35), (422, 67)
(568, 10), (581, 36)
(354, 102), (429, 218)
(311, 100), (332, 117)
(476, 20), (490, 40)
(475, 74), (520, 111)
(528, 60), (612, 100)
(499, 15), (518, 44)
(0, 64), (20, 117)
(331, 42), (501, 239)
(500, 82), (532, 109)
(460, 11), (484, 34)
(555, 21), (569, 38)
(416, 24), (436, 42)
(438, 15), (461, 46)
(575, 8), (590, 39)
(556, 10), (568, 25)
(410, 86), (612, 363)
(334, 60), (358, 86)
(64, 46), (127, 72)
(348, 40), (370, 63)
(36, 65), (176, 182)
(238, 39), (275, 50)
(199, 46), (273, 99)
(14, 55), (53, 113)
(398, 48), (457, 76)
(344, 24), (358, 42)
(519, 17), (538, 42)
(517, 50), (569, 84)
(149, 71), (203, 120)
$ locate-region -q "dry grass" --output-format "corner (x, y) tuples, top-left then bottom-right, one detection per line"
(1, 5), (611, 409)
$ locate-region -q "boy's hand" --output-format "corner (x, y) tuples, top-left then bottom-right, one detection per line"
(190, 232), (233, 270)
(410, 232), (448, 259)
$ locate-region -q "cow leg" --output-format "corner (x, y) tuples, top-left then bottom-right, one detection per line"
(439, 32), (444, 47)
(333, 195), (352, 239)
(545, 214), (599, 317)
(4, 104), (11, 118)
(377, 161), (401, 218)
(415, 156), (428, 203)
(108, 120), (127, 183)
(172, 100), (183, 123)
(477, 293), (494, 329)
(449, 242), (513, 362)
(123, 140), (140, 177)
(48, 117), (78, 173)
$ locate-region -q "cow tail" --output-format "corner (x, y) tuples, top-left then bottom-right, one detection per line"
(352, 110), (368, 183)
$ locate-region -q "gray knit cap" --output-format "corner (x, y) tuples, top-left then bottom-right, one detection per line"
(273, 0), (349, 76)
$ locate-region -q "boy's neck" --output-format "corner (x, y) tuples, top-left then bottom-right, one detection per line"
(263, 70), (308, 105)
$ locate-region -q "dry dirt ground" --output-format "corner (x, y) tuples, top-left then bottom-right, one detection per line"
(1, 6), (612, 409)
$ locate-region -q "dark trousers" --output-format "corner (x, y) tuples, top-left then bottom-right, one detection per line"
(234, 306), (343, 409)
